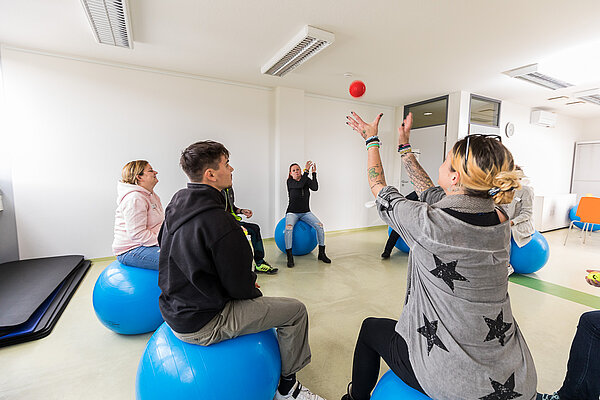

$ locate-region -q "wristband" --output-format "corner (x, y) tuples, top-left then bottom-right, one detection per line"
(398, 144), (412, 155)
(365, 135), (380, 145)
(366, 142), (381, 150)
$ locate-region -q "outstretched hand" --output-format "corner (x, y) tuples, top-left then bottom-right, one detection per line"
(398, 112), (413, 145)
(311, 162), (317, 173)
(305, 160), (313, 171)
(586, 270), (600, 287)
(346, 112), (384, 139)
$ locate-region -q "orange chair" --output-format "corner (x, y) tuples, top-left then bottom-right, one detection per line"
(564, 197), (600, 245)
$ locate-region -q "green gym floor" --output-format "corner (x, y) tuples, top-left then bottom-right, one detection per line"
(1, 227), (598, 400)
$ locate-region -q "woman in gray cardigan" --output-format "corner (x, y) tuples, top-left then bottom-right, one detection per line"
(342, 111), (537, 400)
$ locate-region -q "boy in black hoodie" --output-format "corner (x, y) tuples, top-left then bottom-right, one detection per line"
(158, 140), (325, 400)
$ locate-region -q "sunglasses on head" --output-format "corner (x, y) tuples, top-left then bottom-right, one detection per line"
(463, 134), (502, 173)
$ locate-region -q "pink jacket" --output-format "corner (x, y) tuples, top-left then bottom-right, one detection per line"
(112, 182), (165, 255)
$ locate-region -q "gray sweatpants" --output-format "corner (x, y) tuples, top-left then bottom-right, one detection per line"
(171, 296), (311, 376)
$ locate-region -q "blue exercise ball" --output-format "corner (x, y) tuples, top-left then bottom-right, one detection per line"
(569, 206), (600, 231)
(510, 231), (550, 274)
(274, 217), (318, 256)
(92, 261), (163, 335)
(387, 227), (410, 253)
(371, 370), (431, 400)
(136, 323), (281, 400)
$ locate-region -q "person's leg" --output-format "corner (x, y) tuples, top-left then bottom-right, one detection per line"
(299, 212), (331, 263)
(556, 310), (600, 400)
(346, 318), (424, 400)
(116, 246), (160, 270)
(285, 213), (300, 267)
(382, 230), (400, 259)
(240, 221), (265, 264)
(298, 212), (325, 246)
(173, 297), (315, 397)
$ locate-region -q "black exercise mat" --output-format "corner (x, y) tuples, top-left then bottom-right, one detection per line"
(0, 255), (84, 328)
(0, 259), (90, 348)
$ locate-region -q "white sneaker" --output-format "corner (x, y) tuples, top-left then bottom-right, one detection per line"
(274, 381), (326, 400)
(507, 264), (514, 276)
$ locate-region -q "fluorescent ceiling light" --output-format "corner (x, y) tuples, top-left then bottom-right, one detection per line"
(574, 88), (600, 106)
(261, 25), (335, 77)
(503, 63), (573, 90)
(80, 0), (132, 48)
(423, 112), (433, 116)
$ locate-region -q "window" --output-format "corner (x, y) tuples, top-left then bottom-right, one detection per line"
(404, 96), (448, 129)
(469, 95), (500, 127)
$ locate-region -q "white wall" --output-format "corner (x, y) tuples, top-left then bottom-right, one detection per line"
(499, 101), (584, 195)
(581, 117), (600, 142)
(2, 48), (393, 259)
(3, 48), (273, 259)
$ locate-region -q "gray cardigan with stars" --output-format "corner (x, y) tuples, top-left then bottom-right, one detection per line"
(376, 186), (537, 400)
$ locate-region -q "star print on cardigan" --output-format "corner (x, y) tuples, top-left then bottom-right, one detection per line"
(429, 254), (469, 291)
(417, 314), (448, 355)
(484, 310), (512, 346)
(479, 373), (522, 400)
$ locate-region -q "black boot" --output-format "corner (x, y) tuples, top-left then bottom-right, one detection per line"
(286, 249), (295, 268)
(318, 245), (331, 263)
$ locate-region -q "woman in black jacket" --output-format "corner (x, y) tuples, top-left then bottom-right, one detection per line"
(285, 161), (331, 267)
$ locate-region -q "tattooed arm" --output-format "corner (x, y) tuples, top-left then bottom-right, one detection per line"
(401, 153), (434, 195)
(346, 111), (387, 197)
(397, 112), (434, 196)
(367, 152), (387, 197)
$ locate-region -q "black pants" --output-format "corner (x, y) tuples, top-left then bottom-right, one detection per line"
(350, 317), (425, 400)
(383, 230), (400, 255)
(239, 221), (265, 264)
(558, 310), (600, 400)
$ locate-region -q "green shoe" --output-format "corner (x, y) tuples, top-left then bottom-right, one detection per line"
(255, 262), (278, 275)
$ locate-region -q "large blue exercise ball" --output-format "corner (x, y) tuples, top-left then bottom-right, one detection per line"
(387, 227), (410, 253)
(274, 217), (318, 256)
(371, 370), (431, 400)
(92, 261), (163, 335)
(569, 206), (600, 231)
(510, 231), (550, 274)
(136, 324), (281, 400)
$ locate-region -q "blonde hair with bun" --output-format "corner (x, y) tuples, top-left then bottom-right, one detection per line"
(450, 136), (521, 205)
(121, 160), (149, 185)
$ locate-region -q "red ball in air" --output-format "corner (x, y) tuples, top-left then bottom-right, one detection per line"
(349, 80), (366, 98)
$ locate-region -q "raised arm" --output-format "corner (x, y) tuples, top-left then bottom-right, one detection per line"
(397, 113), (434, 196)
(346, 111), (387, 197)
(308, 162), (319, 191)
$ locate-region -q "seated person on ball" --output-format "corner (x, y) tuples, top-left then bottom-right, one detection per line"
(222, 185), (278, 274)
(343, 111), (536, 400)
(112, 160), (164, 270)
(158, 140), (326, 400)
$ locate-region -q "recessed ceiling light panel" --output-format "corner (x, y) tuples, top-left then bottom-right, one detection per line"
(574, 88), (600, 106)
(503, 63), (573, 90)
(80, 0), (133, 48)
(261, 25), (335, 77)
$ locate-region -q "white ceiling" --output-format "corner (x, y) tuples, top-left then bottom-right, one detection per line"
(2, 0), (600, 118)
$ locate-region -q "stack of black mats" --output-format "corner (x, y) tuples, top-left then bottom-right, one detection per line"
(0, 255), (91, 348)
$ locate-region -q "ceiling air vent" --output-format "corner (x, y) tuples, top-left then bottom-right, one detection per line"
(503, 63), (573, 90)
(80, 0), (132, 48)
(261, 25), (335, 77)
(574, 88), (600, 106)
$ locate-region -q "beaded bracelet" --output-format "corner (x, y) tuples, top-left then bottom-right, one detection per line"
(398, 144), (412, 155)
(365, 135), (380, 145)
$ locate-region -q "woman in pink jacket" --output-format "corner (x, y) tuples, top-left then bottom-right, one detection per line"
(112, 160), (164, 270)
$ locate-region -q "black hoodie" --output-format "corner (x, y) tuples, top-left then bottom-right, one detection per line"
(158, 183), (261, 334)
